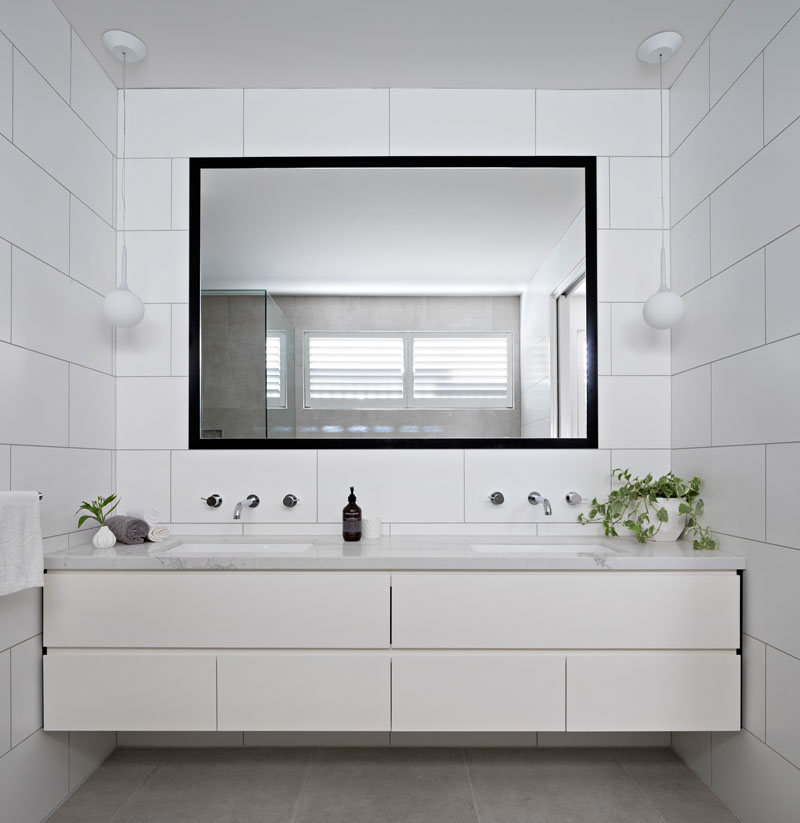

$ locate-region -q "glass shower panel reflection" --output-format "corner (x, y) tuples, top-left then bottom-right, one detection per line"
(266, 293), (296, 439)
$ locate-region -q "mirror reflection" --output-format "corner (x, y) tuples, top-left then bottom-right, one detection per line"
(194, 161), (595, 444)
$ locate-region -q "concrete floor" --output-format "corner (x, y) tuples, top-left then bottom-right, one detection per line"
(46, 746), (739, 823)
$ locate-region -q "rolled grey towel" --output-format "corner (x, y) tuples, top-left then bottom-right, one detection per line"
(106, 515), (150, 545)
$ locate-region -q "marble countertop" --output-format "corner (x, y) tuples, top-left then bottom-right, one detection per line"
(44, 534), (746, 571)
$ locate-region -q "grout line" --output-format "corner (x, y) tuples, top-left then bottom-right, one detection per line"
(289, 748), (316, 823)
(108, 749), (170, 823)
(462, 750), (482, 823)
(611, 748), (670, 823)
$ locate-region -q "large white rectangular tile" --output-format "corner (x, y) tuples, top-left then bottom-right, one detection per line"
(117, 159), (172, 230)
(596, 157), (610, 230)
(171, 304), (189, 376)
(68, 731), (116, 790)
(464, 449), (610, 524)
(0, 0), (70, 100)
(0, 137), (69, 273)
(69, 31), (116, 152)
(766, 224), (800, 342)
(0, 342), (68, 446)
(124, 89), (243, 157)
(115, 451), (172, 523)
(0, 729), (69, 823)
(712, 336), (800, 445)
(11, 248), (112, 373)
(0, 649), (8, 756)
(712, 729), (800, 823)
(116, 377), (188, 450)
(122, 231), (189, 303)
(672, 448), (765, 542)
(671, 38), (710, 151)
(390, 89), (534, 155)
(766, 443), (800, 549)
(765, 8), (800, 142)
(766, 645), (800, 769)
(0, 588), (41, 652)
(391, 523), (537, 537)
(171, 159), (189, 230)
(671, 57), (763, 223)
(742, 634), (766, 741)
(11, 446), (112, 538)
(171, 450), (317, 524)
(672, 249), (765, 373)
(0, 33), (11, 139)
(537, 90), (659, 156)
(13, 52), (113, 222)
(0, 238), (7, 341)
(672, 732), (713, 786)
(116, 303), (171, 376)
(609, 158), (665, 229)
(69, 365), (115, 450)
(10, 634), (41, 746)
(710, 0), (800, 104)
(597, 302), (611, 375)
(610, 450), (671, 481)
(318, 450), (463, 523)
(597, 230), (664, 302)
(672, 365), (712, 449)
(610, 303), (670, 375)
(69, 196), (115, 296)
(711, 115), (800, 274)
(598, 376), (670, 449)
(245, 89), (388, 156)
(670, 199), (710, 295)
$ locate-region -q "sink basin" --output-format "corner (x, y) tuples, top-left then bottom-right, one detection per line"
(470, 543), (612, 554)
(164, 543), (314, 556)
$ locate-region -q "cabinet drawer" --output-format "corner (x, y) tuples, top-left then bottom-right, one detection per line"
(391, 573), (739, 649)
(218, 654), (390, 731)
(44, 653), (216, 731)
(391, 655), (566, 732)
(44, 572), (389, 648)
(566, 654), (741, 732)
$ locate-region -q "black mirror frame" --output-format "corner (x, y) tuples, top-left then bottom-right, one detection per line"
(189, 155), (598, 450)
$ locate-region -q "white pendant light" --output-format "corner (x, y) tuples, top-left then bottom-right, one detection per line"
(638, 31), (685, 330)
(102, 30), (148, 328)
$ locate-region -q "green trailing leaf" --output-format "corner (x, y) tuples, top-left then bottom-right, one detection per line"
(74, 493), (120, 528)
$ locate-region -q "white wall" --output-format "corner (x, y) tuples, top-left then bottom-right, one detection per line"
(0, 0), (116, 819)
(116, 88), (672, 538)
(669, 0), (800, 819)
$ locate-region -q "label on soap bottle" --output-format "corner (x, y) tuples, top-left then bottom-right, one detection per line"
(343, 514), (362, 535)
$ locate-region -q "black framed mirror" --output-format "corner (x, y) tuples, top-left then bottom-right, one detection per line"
(189, 156), (597, 449)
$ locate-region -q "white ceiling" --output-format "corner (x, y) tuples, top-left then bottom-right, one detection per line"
(200, 166), (585, 295)
(55, 0), (728, 90)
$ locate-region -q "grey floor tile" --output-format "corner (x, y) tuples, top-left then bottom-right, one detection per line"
(112, 747), (312, 823)
(47, 749), (167, 823)
(294, 748), (479, 823)
(615, 748), (740, 823)
(465, 747), (664, 823)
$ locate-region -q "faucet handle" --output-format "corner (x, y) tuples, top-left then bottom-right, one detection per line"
(245, 494), (260, 508)
(528, 491), (544, 506)
(565, 492), (583, 506)
(282, 494), (299, 508)
(201, 494), (223, 508)
(489, 491), (505, 505)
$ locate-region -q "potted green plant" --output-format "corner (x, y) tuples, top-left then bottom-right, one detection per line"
(578, 469), (717, 550)
(75, 494), (120, 549)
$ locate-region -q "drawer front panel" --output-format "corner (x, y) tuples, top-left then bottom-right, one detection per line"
(566, 654), (741, 732)
(391, 573), (740, 649)
(44, 653), (216, 731)
(392, 655), (566, 732)
(218, 654), (390, 731)
(44, 572), (390, 648)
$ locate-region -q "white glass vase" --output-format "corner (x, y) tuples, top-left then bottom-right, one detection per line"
(92, 525), (116, 549)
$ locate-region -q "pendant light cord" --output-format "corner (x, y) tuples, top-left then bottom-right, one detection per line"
(120, 51), (128, 289)
(659, 53), (667, 291)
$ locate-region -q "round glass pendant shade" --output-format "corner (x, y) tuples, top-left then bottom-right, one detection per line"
(642, 289), (684, 330)
(104, 287), (145, 327)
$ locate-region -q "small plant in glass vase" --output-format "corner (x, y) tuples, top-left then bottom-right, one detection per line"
(75, 494), (120, 550)
(578, 469), (717, 550)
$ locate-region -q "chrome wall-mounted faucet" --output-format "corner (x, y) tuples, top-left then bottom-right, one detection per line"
(233, 494), (260, 520)
(528, 492), (552, 516)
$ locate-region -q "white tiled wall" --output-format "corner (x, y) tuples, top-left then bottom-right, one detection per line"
(0, 1), (116, 819)
(669, 1), (800, 819)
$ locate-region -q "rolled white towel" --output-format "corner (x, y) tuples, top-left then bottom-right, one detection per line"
(147, 525), (170, 543)
(127, 507), (160, 526)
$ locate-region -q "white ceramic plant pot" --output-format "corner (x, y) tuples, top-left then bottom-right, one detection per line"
(648, 498), (688, 542)
(92, 525), (116, 549)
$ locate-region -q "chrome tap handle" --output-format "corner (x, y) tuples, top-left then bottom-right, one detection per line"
(565, 492), (583, 506)
(489, 491), (505, 505)
(282, 494), (299, 508)
(245, 494), (260, 508)
(528, 492), (543, 506)
(201, 494), (223, 508)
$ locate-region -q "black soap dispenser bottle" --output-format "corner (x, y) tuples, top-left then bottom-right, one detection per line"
(343, 486), (362, 542)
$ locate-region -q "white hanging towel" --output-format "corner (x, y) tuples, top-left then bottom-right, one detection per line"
(0, 491), (44, 596)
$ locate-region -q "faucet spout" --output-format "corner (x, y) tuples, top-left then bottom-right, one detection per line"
(233, 494), (260, 520)
(527, 491), (553, 515)
(542, 498), (552, 516)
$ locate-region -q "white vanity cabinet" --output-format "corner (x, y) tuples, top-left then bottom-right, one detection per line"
(43, 566), (741, 734)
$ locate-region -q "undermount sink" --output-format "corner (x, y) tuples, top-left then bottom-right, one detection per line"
(470, 543), (613, 554)
(164, 543), (314, 556)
